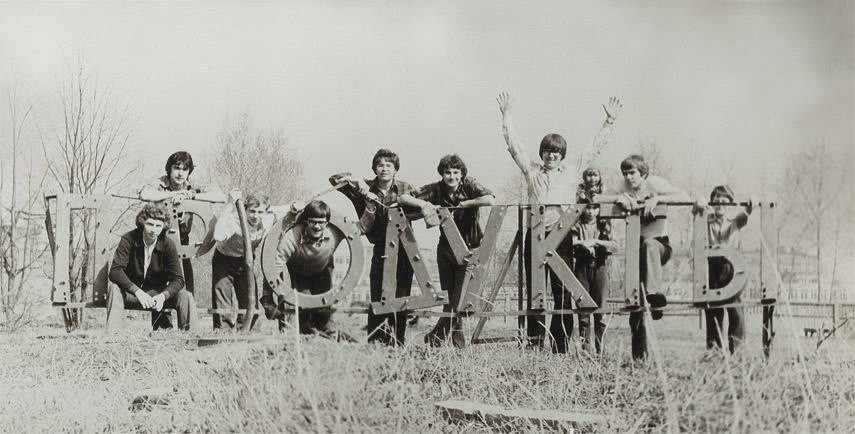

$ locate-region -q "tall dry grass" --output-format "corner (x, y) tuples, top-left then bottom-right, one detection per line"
(1, 314), (854, 433)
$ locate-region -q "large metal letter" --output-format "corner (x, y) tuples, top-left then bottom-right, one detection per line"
(456, 206), (508, 312)
(260, 210), (365, 309)
(691, 208), (748, 305)
(529, 205), (597, 309)
(371, 207), (448, 314)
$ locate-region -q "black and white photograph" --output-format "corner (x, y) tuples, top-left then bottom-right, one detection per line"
(0, 1), (853, 432)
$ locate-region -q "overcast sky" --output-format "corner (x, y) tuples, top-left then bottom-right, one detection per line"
(1, 0), (852, 209)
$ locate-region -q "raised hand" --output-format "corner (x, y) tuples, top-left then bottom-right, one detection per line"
(228, 189), (243, 203)
(602, 96), (622, 123)
(692, 196), (707, 215)
(497, 91), (513, 115)
(289, 200), (306, 214)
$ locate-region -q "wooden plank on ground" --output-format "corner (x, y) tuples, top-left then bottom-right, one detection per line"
(435, 399), (611, 430)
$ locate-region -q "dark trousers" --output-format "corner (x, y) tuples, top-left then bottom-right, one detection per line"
(704, 257), (744, 352)
(523, 230), (574, 352)
(575, 261), (608, 353)
(630, 236), (672, 359)
(211, 250), (259, 330)
(105, 285), (198, 331)
(154, 258), (193, 328)
(178, 230), (195, 293)
(424, 244), (473, 348)
(368, 244), (413, 346)
(285, 261), (335, 334)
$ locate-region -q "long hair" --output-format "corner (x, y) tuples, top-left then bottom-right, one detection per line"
(165, 151), (195, 175)
(135, 203), (171, 235)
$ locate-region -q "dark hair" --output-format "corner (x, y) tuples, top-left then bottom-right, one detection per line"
(538, 134), (567, 160)
(437, 154), (467, 179)
(135, 203), (171, 233)
(620, 154), (649, 178)
(371, 148), (400, 172)
(710, 185), (735, 203)
(165, 151), (195, 175)
(301, 200), (331, 222)
(244, 194), (270, 211)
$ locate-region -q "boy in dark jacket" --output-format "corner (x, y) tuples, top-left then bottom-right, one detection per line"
(106, 203), (198, 331)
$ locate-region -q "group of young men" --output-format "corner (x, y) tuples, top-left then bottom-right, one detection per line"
(104, 93), (753, 359)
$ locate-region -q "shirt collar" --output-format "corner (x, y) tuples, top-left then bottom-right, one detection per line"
(708, 213), (729, 225)
(370, 177), (399, 194)
(540, 164), (566, 174)
(159, 174), (192, 192)
(134, 230), (166, 251)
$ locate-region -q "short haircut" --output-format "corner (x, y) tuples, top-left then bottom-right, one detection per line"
(165, 151), (195, 175)
(301, 200), (331, 222)
(437, 154), (467, 179)
(135, 203), (171, 232)
(539, 134), (567, 160)
(710, 185), (735, 203)
(620, 154), (649, 178)
(244, 194), (270, 211)
(371, 148), (400, 172)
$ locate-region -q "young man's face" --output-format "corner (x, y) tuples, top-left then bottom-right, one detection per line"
(440, 168), (463, 191)
(711, 193), (731, 218)
(246, 205), (267, 227)
(304, 217), (329, 240)
(374, 158), (397, 183)
(622, 167), (644, 190)
(584, 171), (600, 187)
(142, 218), (165, 244)
(169, 163), (191, 187)
(540, 150), (562, 170)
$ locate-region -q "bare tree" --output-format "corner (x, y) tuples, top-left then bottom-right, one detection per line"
(0, 81), (49, 330)
(211, 111), (308, 204)
(638, 136), (673, 179)
(40, 58), (138, 329)
(783, 139), (850, 302)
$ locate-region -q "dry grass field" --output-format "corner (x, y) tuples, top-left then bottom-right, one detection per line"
(1, 311), (854, 433)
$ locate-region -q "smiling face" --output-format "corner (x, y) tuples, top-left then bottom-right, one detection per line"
(303, 217), (329, 240)
(374, 158), (397, 183)
(622, 167), (644, 190)
(540, 150), (562, 170)
(168, 163), (191, 188)
(142, 218), (165, 244)
(441, 167), (463, 191)
(246, 205), (266, 227)
(584, 170), (601, 187)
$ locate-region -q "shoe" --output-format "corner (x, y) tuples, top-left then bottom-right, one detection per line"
(450, 330), (467, 349)
(646, 293), (667, 320)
